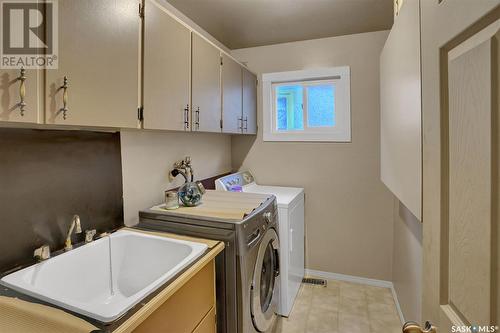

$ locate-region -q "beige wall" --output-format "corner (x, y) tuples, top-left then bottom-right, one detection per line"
(120, 130), (232, 226)
(160, 0), (231, 53)
(392, 199), (422, 322)
(231, 30), (395, 280)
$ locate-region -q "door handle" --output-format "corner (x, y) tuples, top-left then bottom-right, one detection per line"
(238, 116), (243, 131)
(195, 107), (200, 130)
(18, 67), (26, 116)
(59, 76), (69, 120)
(184, 104), (189, 129)
(273, 248), (280, 277)
(247, 229), (261, 247)
(403, 321), (437, 333)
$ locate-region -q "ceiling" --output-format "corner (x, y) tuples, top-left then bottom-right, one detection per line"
(166, 0), (394, 50)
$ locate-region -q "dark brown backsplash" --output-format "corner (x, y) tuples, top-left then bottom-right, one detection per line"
(0, 128), (124, 273)
(196, 172), (231, 190)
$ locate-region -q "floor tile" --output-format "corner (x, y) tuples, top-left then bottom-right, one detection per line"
(306, 307), (338, 332)
(272, 279), (402, 333)
(338, 312), (370, 333)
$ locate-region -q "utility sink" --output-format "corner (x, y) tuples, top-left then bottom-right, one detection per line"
(0, 229), (208, 323)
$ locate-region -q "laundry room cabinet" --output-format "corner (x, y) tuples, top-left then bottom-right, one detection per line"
(380, 0), (422, 220)
(0, 0), (257, 135)
(45, 0), (140, 128)
(191, 34), (222, 133)
(222, 54), (243, 134)
(131, 260), (216, 333)
(242, 69), (257, 134)
(221, 58), (258, 134)
(143, 0), (191, 131)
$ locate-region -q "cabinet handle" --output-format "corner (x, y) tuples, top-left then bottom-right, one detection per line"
(60, 76), (69, 120)
(238, 117), (243, 131)
(195, 107), (200, 130)
(244, 116), (248, 131)
(184, 104), (189, 129)
(18, 67), (26, 116)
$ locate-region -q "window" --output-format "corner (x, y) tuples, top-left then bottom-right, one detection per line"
(262, 67), (351, 142)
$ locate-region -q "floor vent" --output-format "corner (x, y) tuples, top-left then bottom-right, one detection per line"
(302, 277), (327, 286)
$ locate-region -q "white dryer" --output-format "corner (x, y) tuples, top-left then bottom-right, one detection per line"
(216, 171), (304, 317)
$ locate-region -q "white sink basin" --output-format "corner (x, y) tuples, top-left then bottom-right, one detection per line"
(0, 229), (208, 322)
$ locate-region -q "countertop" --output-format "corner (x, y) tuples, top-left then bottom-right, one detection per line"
(0, 227), (224, 333)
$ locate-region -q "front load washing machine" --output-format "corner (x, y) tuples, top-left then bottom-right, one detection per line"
(216, 171), (304, 317)
(238, 209), (280, 333)
(138, 190), (280, 333)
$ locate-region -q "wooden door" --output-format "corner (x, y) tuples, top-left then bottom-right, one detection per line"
(143, 0), (191, 131)
(191, 34), (221, 133)
(0, 68), (41, 123)
(46, 0), (140, 128)
(221, 54), (242, 134)
(242, 69), (257, 134)
(421, 2), (499, 331)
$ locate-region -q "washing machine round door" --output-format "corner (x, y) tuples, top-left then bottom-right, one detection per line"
(251, 228), (280, 332)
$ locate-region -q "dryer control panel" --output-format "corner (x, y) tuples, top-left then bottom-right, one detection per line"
(215, 171), (255, 191)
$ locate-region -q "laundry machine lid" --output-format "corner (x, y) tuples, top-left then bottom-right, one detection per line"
(146, 190), (273, 222)
(243, 183), (304, 208)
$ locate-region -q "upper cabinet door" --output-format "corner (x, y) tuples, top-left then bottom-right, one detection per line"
(46, 0), (140, 128)
(143, 0), (191, 131)
(222, 54), (242, 134)
(191, 34), (221, 133)
(380, 0), (422, 219)
(0, 68), (41, 124)
(242, 69), (257, 134)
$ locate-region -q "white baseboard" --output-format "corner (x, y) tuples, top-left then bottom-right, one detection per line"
(305, 269), (405, 324)
(305, 269), (393, 288)
(390, 284), (405, 324)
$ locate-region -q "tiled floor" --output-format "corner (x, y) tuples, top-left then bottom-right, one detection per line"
(272, 280), (402, 333)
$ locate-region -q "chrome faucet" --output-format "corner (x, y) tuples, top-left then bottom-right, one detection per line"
(64, 215), (82, 251)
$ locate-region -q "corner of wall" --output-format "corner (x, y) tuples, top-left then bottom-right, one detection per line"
(391, 197), (423, 322)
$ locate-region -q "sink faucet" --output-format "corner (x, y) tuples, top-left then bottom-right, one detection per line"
(64, 215), (82, 251)
(171, 156), (194, 183)
(34, 245), (51, 261)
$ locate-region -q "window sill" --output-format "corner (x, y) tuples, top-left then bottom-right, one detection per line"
(263, 131), (351, 142)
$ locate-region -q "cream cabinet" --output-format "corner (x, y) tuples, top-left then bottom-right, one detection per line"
(45, 0), (140, 128)
(221, 57), (258, 135)
(132, 259), (216, 333)
(191, 34), (222, 133)
(1, 0), (257, 135)
(380, 0), (421, 220)
(0, 68), (41, 124)
(143, 0), (191, 131)
(222, 54), (243, 134)
(242, 69), (257, 134)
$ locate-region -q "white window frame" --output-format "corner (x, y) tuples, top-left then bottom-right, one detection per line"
(262, 66), (351, 142)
